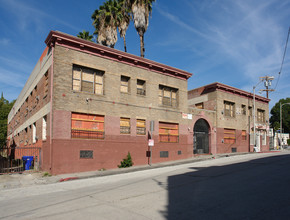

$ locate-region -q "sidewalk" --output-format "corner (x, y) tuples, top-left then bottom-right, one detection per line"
(0, 151), (280, 190)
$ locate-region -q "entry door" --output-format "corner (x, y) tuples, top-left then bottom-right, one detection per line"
(194, 132), (209, 154)
(193, 119), (210, 154)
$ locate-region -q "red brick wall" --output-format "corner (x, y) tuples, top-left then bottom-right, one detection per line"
(49, 111), (192, 174)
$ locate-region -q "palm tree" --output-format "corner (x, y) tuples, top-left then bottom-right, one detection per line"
(77, 30), (94, 41)
(92, 0), (119, 48)
(125, 0), (155, 57)
(116, 0), (131, 52)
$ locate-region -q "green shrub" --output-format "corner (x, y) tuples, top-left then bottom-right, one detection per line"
(287, 139), (290, 146)
(43, 172), (52, 177)
(118, 152), (133, 168)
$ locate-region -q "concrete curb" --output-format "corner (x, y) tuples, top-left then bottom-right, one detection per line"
(0, 151), (282, 189)
(55, 152), (263, 182)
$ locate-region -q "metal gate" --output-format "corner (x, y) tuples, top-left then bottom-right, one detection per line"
(0, 147), (41, 174)
(269, 136), (274, 150)
(194, 119), (210, 154)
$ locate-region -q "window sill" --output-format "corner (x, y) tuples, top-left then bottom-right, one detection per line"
(158, 104), (178, 109)
(71, 137), (105, 140)
(120, 92), (131, 95)
(72, 90), (104, 96)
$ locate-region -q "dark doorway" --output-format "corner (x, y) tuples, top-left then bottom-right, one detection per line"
(193, 119), (210, 154)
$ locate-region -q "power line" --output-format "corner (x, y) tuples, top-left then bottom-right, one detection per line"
(274, 27), (290, 91)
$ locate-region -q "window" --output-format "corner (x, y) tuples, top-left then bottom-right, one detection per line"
(137, 119), (146, 135)
(224, 128), (236, 144)
(195, 103), (204, 109)
(32, 123), (36, 143)
(257, 109), (265, 122)
(224, 101), (235, 117)
(248, 106), (252, 116)
(159, 122), (179, 143)
(42, 116), (47, 141)
(120, 118), (130, 134)
(72, 65), (104, 95)
(242, 130), (247, 140)
(159, 85), (178, 107)
(71, 113), (104, 139)
(241, 105), (246, 115)
(44, 71), (48, 96)
(121, 75), (130, 93)
(137, 79), (146, 95)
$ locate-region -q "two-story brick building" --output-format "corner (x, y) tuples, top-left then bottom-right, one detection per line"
(7, 31), (270, 175)
(188, 82), (270, 154)
(7, 31), (193, 174)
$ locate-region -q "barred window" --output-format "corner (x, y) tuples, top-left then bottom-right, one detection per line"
(72, 65), (104, 95)
(257, 109), (265, 123)
(195, 102), (204, 109)
(241, 105), (246, 115)
(44, 71), (48, 97)
(120, 118), (130, 134)
(137, 119), (146, 135)
(137, 79), (146, 96)
(248, 106), (252, 116)
(71, 113), (104, 139)
(242, 130), (247, 140)
(159, 122), (179, 143)
(224, 128), (236, 144)
(159, 85), (178, 107)
(224, 101), (235, 117)
(121, 76), (130, 93)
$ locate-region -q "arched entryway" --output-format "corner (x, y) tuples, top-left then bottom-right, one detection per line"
(193, 119), (210, 154)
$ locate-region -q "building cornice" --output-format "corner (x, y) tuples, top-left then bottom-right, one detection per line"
(206, 82), (270, 103)
(45, 31), (192, 80)
(189, 82), (270, 103)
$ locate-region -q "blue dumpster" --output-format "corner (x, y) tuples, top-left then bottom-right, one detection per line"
(22, 156), (34, 170)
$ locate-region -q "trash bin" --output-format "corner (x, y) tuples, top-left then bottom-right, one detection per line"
(22, 156), (34, 170)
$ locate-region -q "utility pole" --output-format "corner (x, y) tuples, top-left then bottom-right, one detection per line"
(259, 76), (275, 98)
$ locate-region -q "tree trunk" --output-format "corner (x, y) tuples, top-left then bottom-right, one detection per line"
(123, 36), (127, 53)
(140, 34), (144, 57)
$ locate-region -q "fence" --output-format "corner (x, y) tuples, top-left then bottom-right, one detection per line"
(0, 147), (41, 174)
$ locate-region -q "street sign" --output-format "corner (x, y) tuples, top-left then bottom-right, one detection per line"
(148, 139), (154, 147)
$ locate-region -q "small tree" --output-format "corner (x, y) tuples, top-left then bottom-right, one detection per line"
(118, 152), (133, 168)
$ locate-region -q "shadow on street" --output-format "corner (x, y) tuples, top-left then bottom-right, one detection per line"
(162, 154), (290, 220)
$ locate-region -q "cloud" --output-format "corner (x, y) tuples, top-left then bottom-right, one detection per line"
(159, 1), (289, 85)
(0, 67), (26, 88)
(0, 0), (80, 33)
(0, 38), (10, 46)
(0, 56), (32, 73)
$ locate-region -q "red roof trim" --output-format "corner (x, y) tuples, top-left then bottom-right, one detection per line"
(189, 82), (270, 103)
(45, 31), (192, 80)
(207, 82), (270, 103)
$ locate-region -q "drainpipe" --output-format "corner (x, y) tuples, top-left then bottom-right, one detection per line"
(49, 45), (54, 171)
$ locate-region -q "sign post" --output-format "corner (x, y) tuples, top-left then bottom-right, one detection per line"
(149, 121), (154, 166)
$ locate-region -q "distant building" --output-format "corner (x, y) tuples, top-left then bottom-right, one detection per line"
(274, 133), (289, 148)
(7, 31), (270, 175)
(188, 82), (270, 154)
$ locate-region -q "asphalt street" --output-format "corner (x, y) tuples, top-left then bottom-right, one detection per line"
(0, 151), (290, 220)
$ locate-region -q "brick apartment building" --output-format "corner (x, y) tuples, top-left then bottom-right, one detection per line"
(188, 83), (270, 154)
(7, 31), (193, 174)
(7, 31), (270, 175)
